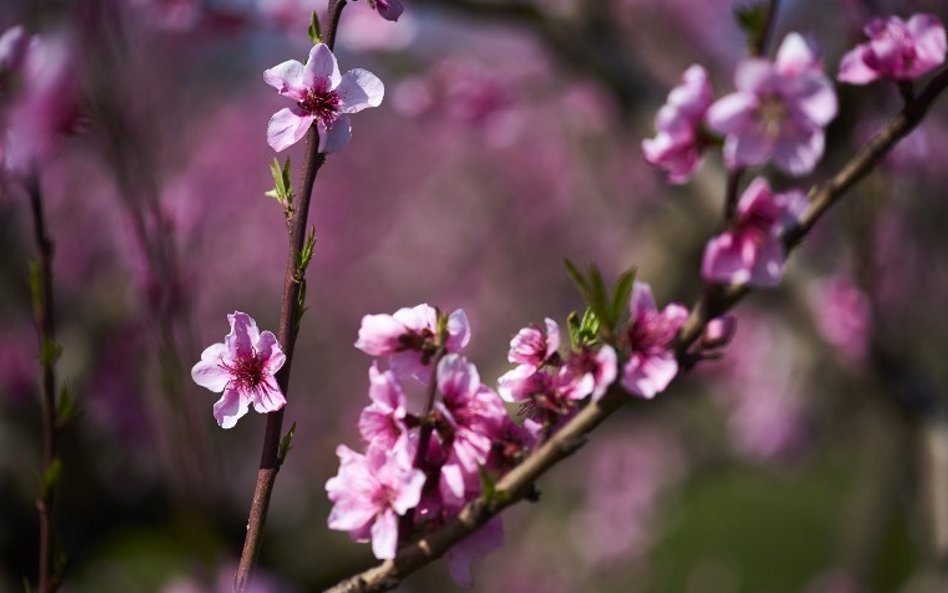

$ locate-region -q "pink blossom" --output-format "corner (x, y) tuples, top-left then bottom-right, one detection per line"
(325, 444), (425, 559)
(838, 14), (946, 84)
(358, 364), (408, 448)
(0, 26), (29, 75)
(701, 177), (806, 287)
(642, 64), (713, 184)
(700, 315), (737, 350)
(191, 311), (286, 428)
(3, 30), (78, 172)
(563, 345), (618, 401)
(355, 304), (470, 380)
(507, 317), (559, 371)
(436, 354), (507, 505)
(811, 275), (871, 363)
(706, 33), (838, 176)
(621, 282), (688, 399)
(263, 43), (383, 153)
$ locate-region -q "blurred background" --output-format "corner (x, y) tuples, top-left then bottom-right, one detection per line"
(2, 0), (948, 592)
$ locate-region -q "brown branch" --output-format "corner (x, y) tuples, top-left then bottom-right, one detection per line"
(320, 66), (948, 593)
(233, 2), (346, 590)
(26, 172), (62, 593)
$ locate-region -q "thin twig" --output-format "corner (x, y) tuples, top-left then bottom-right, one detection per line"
(26, 172), (62, 593)
(319, 65), (948, 593)
(233, 2), (347, 590)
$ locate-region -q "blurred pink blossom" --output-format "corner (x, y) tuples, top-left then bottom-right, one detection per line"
(810, 275), (871, 363)
(191, 311), (287, 428)
(621, 282), (688, 399)
(706, 33), (837, 176)
(839, 14), (946, 84)
(702, 177), (806, 287)
(642, 64), (713, 184)
(263, 43), (384, 152)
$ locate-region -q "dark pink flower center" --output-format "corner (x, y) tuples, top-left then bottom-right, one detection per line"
(627, 311), (678, 354)
(298, 88), (341, 125)
(222, 353), (267, 394)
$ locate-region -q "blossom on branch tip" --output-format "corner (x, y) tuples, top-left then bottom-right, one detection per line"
(363, 0), (404, 22)
(839, 14), (946, 84)
(507, 317), (559, 372)
(701, 177), (806, 288)
(191, 312), (286, 428)
(642, 64), (713, 184)
(706, 33), (837, 176)
(326, 444), (425, 560)
(263, 43), (383, 153)
(621, 282), (688, 399)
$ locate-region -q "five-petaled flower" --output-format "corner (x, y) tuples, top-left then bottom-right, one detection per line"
(706, 33), (838, 177)
(702, 177), (807, 288)
(621, 282), (688, 399)
(264, 43), (384, 153)
(838, 14), (947, 85)
(191, 311), (287, 428)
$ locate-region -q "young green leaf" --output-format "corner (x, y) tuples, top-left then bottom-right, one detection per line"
(278, 422), (297, 464)
(734, 3), (767, 47)
(563, 258), (592, 303)
(586, 264), (610, 328)
(610, 266), (636, 330)
(308, 11), (323, 45)
(566, 311), (581, 351)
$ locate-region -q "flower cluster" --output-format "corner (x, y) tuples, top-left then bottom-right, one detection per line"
(839, 14), (946, 85)
(327, 304), (537, 584)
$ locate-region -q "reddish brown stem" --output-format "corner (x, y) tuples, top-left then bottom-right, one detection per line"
(26, 172), (62, 593)
(233, 2), (347, 590)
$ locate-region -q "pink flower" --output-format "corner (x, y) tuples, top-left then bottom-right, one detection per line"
(0, 26), (29, 75)
(263, 43), (383, 153)
(563, 345), (618, 401)
(507, 317), (559, 371)
(642, 64), (713, 184)
(191, 312), (286, 428)
(3, 30), (78, 173)
(701, 177), (806, 287)
(435, 354), (507, 505)
(700, 315), (738, 350)
(706, 33), (838, 176)
(325, 444), (425, 559)
(355, 304), (470, 380)
(358, 364), (408, 448)
(811, 275), (870, 363)
(838, 14), (946, 84)
(621, 282), (688, 399)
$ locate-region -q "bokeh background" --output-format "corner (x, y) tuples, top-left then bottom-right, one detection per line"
(3, 0), (948, 592)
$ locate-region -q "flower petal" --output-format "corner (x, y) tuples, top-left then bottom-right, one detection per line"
(370, 509), (399, 560)
(318, 114), (352, 153)
(226, 311), (260, 360)
(302, 43), (341, 91)
(337, 68), (385, 113)
(213, 387), (250, 429)
(263, 59), (307, 101)
(191, 342), (231, 392)
(267, 107), (315, 152)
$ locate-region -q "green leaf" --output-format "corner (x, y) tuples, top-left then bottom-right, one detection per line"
(38, 458), (62, 499)
(435, 307), (449, 346)
(734, 3), (767, 45)
(298, 226), (317, 275)
(278, 422), (297, 464)
(610, 266), (636, 330)
(579, 307), (601, 346)
(57, 385), (75, 427)
(40, 338), (62, 367)
(564, 259), (591, 302)
(566, 311), (581, 352)
(308, 11), (323, 45)
(586, 264), (610, 328)
(294, 280), (308, 328)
